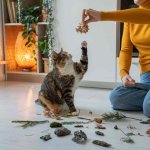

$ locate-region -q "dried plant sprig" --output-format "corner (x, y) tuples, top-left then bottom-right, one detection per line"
(101, 112), (142, 121)
(114, 125), (135, 144)
(12, 120), (49, 128)
(121, 137), (134, 143)
(61, 121), (91, 125)
(76, 23), (89, 34)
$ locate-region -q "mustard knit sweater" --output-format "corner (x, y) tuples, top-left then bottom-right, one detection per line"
(100, 0), (150, 78)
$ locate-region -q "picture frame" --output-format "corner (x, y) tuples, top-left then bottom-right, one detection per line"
(6, 0), (17, 23)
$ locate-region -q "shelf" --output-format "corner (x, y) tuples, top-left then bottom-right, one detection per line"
(7, 71), (46, 75)
(5, 23), (23, 26)
(5, 22), (48, 26)
(7, 72), (47, 82)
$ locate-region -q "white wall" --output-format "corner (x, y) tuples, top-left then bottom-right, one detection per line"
(55, 0), (118, 82)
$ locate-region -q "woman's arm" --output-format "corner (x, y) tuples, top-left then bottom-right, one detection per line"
(83, 8), (150, 24)
(119, 23), (133, 78)
(101, 8), (150, 24)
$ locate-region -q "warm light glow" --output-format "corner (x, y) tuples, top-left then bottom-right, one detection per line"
(15, 32), (37, 69)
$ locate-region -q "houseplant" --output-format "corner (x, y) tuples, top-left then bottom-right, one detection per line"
(38, 36), (49, 73)
(20, 6), (42, 47)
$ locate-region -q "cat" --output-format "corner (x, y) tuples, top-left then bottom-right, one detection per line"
(36, 41), (88, 117)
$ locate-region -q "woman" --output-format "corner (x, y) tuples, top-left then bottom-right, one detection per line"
(82, 0), (150, 117)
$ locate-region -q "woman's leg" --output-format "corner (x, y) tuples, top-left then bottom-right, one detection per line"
(143, 90), (150, 117)
(109, 83), (149, 111)
(141, 72), (150, 117)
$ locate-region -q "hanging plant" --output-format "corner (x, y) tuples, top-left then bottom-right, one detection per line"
(46, 0), (55, 70)
(20, 6), (42, 47)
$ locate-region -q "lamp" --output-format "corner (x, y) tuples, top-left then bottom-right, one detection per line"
(15, 31), (37, 71)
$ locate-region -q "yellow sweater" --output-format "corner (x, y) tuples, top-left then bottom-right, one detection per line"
(100, 0), (150, 78)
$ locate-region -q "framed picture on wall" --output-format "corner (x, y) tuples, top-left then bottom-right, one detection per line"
(6, 0), (17, 23)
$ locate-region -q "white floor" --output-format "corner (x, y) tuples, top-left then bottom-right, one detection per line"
(0, 81), (150, 150)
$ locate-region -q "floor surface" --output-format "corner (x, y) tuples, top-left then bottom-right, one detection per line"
(0, 81), (150, 150)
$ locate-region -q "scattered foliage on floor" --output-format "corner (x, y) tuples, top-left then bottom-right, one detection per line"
(114, 125), (134, 144)
(101, 112), (142, 121)
(140, 119), (150, 124)
(61, 121), (91, 125)
(146, 129), (150, 135)
(92, 140), (112, 147)
(74, 125), (84, 128)
(40, 134), (52, 141)
(95, 124), (106, 129)
(12, 120), (49, 128)
(94, 118), (102, 124)
(54, 127), (71, 137)
(121, 137), (134, 144)
(95, 131), (104, 136)
(72, 130), (87, 144)
(50, 122), (62, 128)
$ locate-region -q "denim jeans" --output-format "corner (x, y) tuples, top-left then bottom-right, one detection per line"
(109, 72), (150, 117)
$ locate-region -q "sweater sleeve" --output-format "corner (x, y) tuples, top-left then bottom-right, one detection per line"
(119, 23), (133, 79)
(101, 8), (150, 24)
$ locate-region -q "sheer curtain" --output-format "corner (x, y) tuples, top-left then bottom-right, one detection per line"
(0, 0), (5, 80)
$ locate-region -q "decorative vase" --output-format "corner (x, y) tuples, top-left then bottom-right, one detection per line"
(15, 31), (37, 71)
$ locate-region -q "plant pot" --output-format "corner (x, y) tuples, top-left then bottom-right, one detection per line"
(42, 9), (47, 22)
(42, 57), (49, 73)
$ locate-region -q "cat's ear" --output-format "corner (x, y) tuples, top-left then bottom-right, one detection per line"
(52, 51), (58, 61)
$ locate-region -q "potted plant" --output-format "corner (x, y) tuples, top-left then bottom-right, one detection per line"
(20, 6), (42, 47)
(41, 0), (48, 22)
(38, 36), (49, 73)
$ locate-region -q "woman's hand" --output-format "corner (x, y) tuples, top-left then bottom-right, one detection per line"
(122, 75), (136, 87)
(82, 9), (101, 24)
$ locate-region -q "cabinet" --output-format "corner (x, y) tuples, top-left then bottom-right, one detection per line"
(3, 0), (48, 82)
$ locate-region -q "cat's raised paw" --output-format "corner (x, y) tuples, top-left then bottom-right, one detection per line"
(81, 41), (87, 48)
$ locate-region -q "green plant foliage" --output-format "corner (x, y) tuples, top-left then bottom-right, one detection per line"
(50, 122), (63, 128)
(101, 112), (142, 121)
(12, 120), (49, 128)
(101, 112), (126, 121)
(20, 6), (42, 47)
(38, 37), (49, 55)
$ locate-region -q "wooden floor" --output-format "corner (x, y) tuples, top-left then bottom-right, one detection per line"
(0, 81), (149, 150)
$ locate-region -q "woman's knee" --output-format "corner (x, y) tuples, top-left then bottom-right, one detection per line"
(109, 86), (124, 109)
(143, 92), (150, 118)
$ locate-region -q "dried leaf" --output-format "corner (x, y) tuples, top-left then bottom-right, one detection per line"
(95, 131), (104, 136)
(140, 119), (150, 124)
(93, 140), (111, 147)
(146, 129), (150, 135)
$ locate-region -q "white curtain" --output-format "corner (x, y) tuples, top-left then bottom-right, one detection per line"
(0, 0), (5, 80)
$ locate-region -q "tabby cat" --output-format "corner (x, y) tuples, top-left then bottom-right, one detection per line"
(36, 41), (88, 116)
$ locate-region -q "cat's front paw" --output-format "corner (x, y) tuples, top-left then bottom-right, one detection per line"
(81, 41), (87, 48)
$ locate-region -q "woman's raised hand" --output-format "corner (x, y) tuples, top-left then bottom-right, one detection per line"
(82, 9), (101, 24)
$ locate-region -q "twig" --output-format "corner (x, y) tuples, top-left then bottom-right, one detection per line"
(12, 120), (49, 128)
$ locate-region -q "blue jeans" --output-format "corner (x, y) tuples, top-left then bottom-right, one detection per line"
(110, 72), (150, 117)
